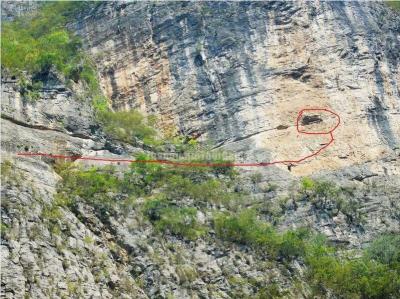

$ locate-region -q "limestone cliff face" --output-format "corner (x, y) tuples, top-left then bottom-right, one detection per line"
(73, 1), (400, 176)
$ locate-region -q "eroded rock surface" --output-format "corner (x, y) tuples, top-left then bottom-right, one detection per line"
(72, 1), (400, 175)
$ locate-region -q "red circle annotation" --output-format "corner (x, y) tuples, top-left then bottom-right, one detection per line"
(16, 108), (341, 168)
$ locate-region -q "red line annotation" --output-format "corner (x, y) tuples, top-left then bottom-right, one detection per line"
(17, 108), (341, 168)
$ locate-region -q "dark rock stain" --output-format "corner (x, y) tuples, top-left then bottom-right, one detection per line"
(301, 115), (323, 126)
(106, 68), (119, 108)
(368, 95), (397, 149)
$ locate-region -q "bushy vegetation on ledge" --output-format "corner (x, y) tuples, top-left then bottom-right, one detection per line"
(299, 177), (365, 226)
(1, 1), (104, 104)
(308, 234), (400, 298)
(53, 159), (400, 298)
(214, 210), (310, 260)
(98, 110), (161, 147)
(1, 2), (95, 80)
(54, 152), (237, 223)
(144, 199), (207, 240)
(215, 210), (400, 298)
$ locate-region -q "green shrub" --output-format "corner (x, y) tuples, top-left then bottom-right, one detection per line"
(83, 235), (94, 245)
(278, 229), (310, 259)
(143, 198), (169, 221)
(336, 197), (364, 225)
(162, 174), (222, 202)
(42, 204), (63, 223)
(188, 179), (223, 202)
(1, 1), (90, 72)
(215, 211), (400, 298)
(1, 2), (100, 103)
(1, 160), (24, 184)
(55, 150), (239, 218)
(62, 166), (119, 200)
(144, 199), (206, 240)
(92, 95), (109, 114)
(210, 157), (236, 176)
(176, 264), (198, 284)
(302, 178), (340, 207)
(365, 234), (400, 266)
(172, 145), (236, 177)
(98, 110), (158, 145)
(250, 172), (263, 184)
(163, 175), (194, 198)
(2, 2), (91, 76)
(254, 283), (284, 299)
(305, 235), (400, 298)
(55, 163), (120, 212)
(215, 210), (313, 260)
(126, 152), (238, 204)
(1, 160), (13, 179)
(41, 200), (65, 235)
(19, 76), (43, 102)
(1, 222), (9, 238)
(123, 153), (165, 194)
(214, 210), (308, 259)
(300, 178), (365, 225)
(300, 177), (315, 194)
(307, 252), (400, 298)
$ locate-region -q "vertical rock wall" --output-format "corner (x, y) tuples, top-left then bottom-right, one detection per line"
(73, 1), (400, 175)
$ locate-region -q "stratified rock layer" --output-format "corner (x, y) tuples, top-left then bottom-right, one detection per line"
(73, 1), (400, 175)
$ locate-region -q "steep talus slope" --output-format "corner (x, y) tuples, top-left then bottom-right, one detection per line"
(1, 2), (400, 299)
(73, 1), (400, 175)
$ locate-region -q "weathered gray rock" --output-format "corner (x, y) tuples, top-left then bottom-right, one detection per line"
(1, 1), (39, 21)
(72, 1), (399, 177)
